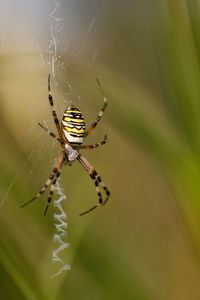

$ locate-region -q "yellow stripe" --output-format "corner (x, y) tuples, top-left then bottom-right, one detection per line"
(64, 117), (84, 123)
(65, 110), (82, 114)
(64, 126), (85, 134)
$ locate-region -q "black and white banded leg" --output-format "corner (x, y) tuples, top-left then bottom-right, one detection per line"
(21, 152), (65, 212)
(78, 155), (110, 216)
(76, 135), (107, 150)
(43, 174), (60, 216)
(21, 172), (56, 208)
(84, 78), (108, 137)
(37, 122), (60, 143)
(48, 74), (64, 143)
(95, 173), (110, 206)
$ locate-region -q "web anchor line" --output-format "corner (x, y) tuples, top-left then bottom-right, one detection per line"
(48, 0), (64, 78)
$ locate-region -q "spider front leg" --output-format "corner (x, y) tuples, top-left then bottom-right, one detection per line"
(77, 155), (110, 216)
(48, 74), (64, 143)
(84, 78), (108, 138)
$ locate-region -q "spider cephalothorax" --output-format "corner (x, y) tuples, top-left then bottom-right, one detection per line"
(21, 75), (110, 216)
(64, 143), (79, 164)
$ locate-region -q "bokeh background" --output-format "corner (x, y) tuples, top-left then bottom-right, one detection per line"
(1, 0), (200, 299)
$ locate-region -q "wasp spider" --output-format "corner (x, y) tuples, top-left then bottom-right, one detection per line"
(21, 75), (110, 216)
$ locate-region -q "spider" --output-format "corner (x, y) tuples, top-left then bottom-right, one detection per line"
(21, 75), (110, 216)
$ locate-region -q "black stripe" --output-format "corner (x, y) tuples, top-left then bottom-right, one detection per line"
(53, 111), (59, 124)
(65, 113), (84, 119)
(69, 142), (82, 145)
(63, 120), (85, 126)
(65, 125), (85, 130)
(56, 171), (61, 177)
(69, 133), (85, 138)
(90, 173), (96, 179)
(50, 132), (56, 137)
(98, 192), (103, 203)
(67, 126), (86, 131)
(104, 188), (110, 196)
(97, 176), (102, 182)
(49, 95), (53, 106)
(67, 108), (79, 111)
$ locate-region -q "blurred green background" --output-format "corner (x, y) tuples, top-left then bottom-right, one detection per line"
(1, 0), (200, 299)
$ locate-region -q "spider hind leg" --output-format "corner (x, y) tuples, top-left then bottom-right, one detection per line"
(78, 155), (110, 216)
(44, 180), (56, 216)
(21, 152), (65, 213)
(20, 174), (55, 208)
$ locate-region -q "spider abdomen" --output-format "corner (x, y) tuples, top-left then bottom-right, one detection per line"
(62, 105), (86, 145)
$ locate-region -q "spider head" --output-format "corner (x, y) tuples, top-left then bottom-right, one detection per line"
(62, 105), (86, 145)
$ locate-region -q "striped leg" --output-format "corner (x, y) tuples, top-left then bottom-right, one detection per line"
(20, 173), (56, 208)
(48, 74), (64, 143)
(84, 78), (108, 138)
(76, 135), (107, 150)
(96, 174), (110, 206)
(43, 175), (60, 216)
(21, 152), (65, 210)
(78, 155), (110, 216)
(38, 122), (61, 143)
(43, 153), (65, 215)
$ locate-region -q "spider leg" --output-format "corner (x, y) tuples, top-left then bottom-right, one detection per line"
(48, 74), (64, 143)
(43, 176), (58, 216)
(96, 174), (110, 206)
(21, 152), (65, 209)
(84, 78), (108, 138)
(79, 203), (101, 216)
(75, 135), (107, 150)
(21, 173), (55, 208)
(79, 170), (103, 216)
(37, 122), (61, 143)
(78, 155), (110, 216)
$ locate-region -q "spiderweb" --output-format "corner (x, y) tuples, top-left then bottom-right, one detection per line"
(0, 0), (99, 277)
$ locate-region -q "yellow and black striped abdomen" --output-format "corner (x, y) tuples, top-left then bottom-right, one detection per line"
(62, 105), (86, 145)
